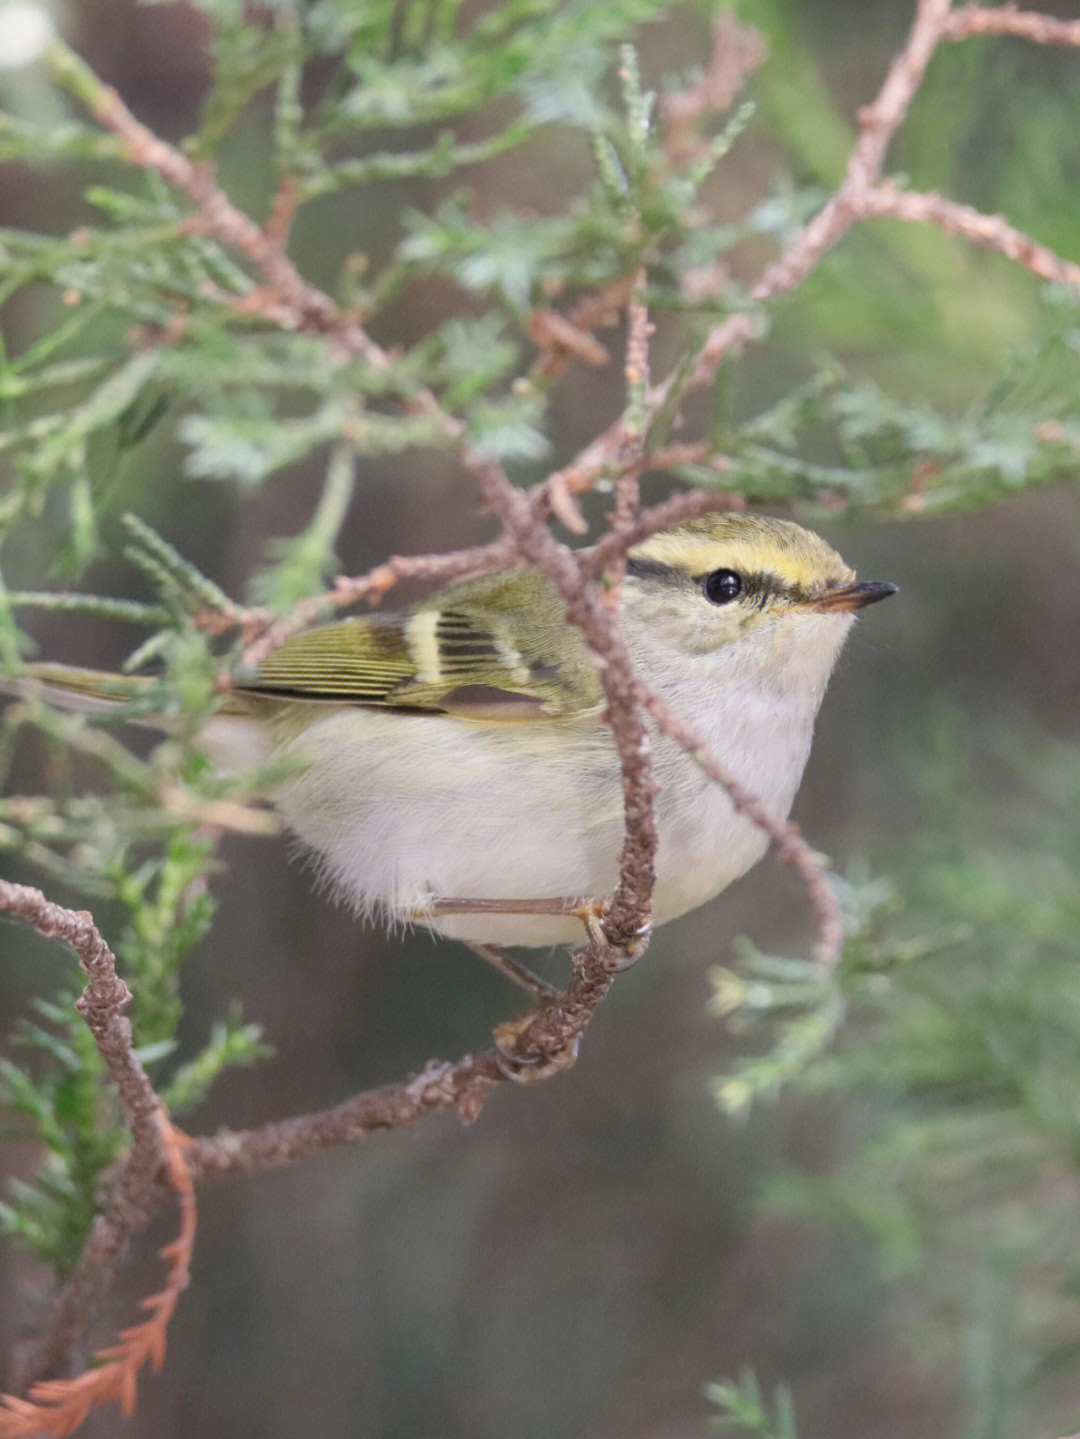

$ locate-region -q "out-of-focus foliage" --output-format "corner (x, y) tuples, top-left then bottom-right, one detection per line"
(0, 829), (265, 1275)
(694, 311), (1080, 513)
(705, 1369), (797, 1437)
(712, 713), (1080, 1434)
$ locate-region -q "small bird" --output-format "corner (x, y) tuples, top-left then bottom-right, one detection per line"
(16, 514), (895, 962)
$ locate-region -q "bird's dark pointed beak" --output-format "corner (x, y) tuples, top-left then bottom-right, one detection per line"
(806, 580), (899, 614)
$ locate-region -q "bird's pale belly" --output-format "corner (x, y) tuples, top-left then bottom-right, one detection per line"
(268, 704), (808, 948)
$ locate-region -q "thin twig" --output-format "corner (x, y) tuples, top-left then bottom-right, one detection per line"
(0, 885), (157, 1144)
(687, 0), (956, 386)
(157, 786), (281, 838)
(854, 183), (1080, 288)
(182, 1058), (501, 1180)
(601, 269), (652, 589)
(943, 4), (1080, 45)
(553, 0), (963, 478)
(1, 1115), (195, 1438)
(47, 51), (379, 363)
(580, 489), (746, 581)
(636, 687), (844, 970)
(180, 933), (657, 1180)
(0, 885), (173, 1391)
(459, 451), (659, 952)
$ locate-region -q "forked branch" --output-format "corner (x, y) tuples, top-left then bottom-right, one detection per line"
(0, 889), (195, 1435)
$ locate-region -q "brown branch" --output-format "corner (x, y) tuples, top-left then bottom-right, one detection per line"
(0, 874), (632, 1412)
(15, 1149), (156, 1391)
(943, 4), (1080, 45)
(854, 183), (1080, 288)
(178, 894), (674, 1181)
(622, 271), (652, 433)
(636, 687), (844, 970)
(84, 84), (379, 361)
(181, 899), (664, 1183)
(557, 0), (1046, 472)
(532, 440), (721, 536)
(661, 12), (769, 161)
(263, 176), (301, 255)
(603, 268), (652, 579)
(156, 785), (281, 837)
(182, 1058), (499, 1180)
(460, 451), (659, 953)
(0, 885), (157, 1146)
(1, 1115), (195, 1439)
(677, 0), (1080, 391)
(532, 0), (1080, 519)
(527, 308), (612, 377)
(686, 0), (955, 388)
(0, 886), (189, 1402)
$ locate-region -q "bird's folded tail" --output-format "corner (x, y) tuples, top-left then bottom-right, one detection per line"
(2, 662), (286, 778)
(2, 663), (159, 712)
(6, 661), (276, 714)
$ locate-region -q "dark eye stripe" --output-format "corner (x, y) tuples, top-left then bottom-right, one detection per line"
(627, 557), (809, 607)
(624, 557), (681, 584)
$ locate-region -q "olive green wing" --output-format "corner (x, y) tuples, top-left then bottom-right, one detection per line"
(246, 614), (421, 706)
(236, 586), (600, 721)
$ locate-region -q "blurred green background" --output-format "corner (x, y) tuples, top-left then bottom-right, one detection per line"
(3, 3), (1080, 1437)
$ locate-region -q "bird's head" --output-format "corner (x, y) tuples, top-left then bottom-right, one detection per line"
(619, 513), (897, 665)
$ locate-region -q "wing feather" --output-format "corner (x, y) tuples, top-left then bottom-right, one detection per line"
(235, 570), (603, 722)
(237, 609), (570, 720)
(248, 617), (416, 702)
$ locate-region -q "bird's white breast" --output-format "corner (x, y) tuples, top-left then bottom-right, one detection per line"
(643, 611), (848, 929)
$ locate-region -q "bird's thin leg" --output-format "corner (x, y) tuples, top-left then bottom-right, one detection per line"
(411, 898), (611, 1084)
(421, 896), (594, 921)
(411, 896), (608, 1002)
(463, 942), (561, 1002)
(417, 896), (629, 957)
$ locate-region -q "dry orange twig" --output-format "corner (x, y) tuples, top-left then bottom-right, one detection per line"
(0, 1114), (195, 1439)
(0, 885), (197, 1433)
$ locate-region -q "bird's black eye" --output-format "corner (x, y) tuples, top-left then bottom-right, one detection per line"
(703, 569), (743, 605)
